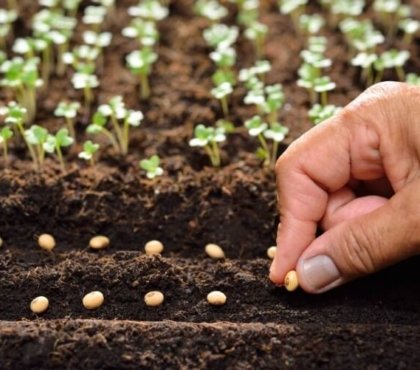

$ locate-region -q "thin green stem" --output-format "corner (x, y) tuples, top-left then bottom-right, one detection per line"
(56, 145), (65, 173)
(122, 120), (130, 155)
(271, 140), (279, 167)
(320, 91), (328, 106)
(110, 114), (124, 153)
(211, 140), (221, 167)
(220, 97), (229, 117)
(66, 117), (75, 139)
(257, 133), (269, 166)
(396, 66), (405, 81)
(100, 127), (120, 153)
(140, 73), (151, 99)
(3, 142), (8, 168)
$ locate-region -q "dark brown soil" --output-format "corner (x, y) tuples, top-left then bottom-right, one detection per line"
(0, 0), (419, 369)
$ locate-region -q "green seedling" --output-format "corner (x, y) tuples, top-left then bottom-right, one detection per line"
(122, 19), (159, 47)
(71, 72), (99, 110)
(307, 36), (327, 53)
(194, 0), (228, 22)
(82, 5), (107, 31)
(78, 140), (100, 166)
(245, 115), (269, 163)
(63, 44), (100, 74)
(203, 24), (239, 49)
(126, 48), (157, 99)
(211, 82), (233, 116)
(308, 103), (342, 124)
(189, 124), (226, 167)
(87, 96), (143, 154)
(0, 9), (17, 49)
(24, 124), (49, 170)
(399, 18), (419, 44)
(313, 76), (336, 106)
(244, 21), (268, 60)
(83, 31), (112, 50)
(139, 154), (163, 179)
(0, 126), (13, 166)
(63, 0), (82, 18)
(210, 47), (236, 72)
(375, 49), (410, 81)
(129, 0), (169, 21)
(373, 0), (409, 36)
(239, 60), (271, 89)
(232, 0), (259, 27)
(351, 52), (378, 86)
(0, 57), (42, 123)
(300, 49), (332, 69)
(54, 101), (80, 138)
(340, 18), (384, 53)
(299, 14), (325, 35)
(279, 0), (307, 27)
(44, 128), (74, 172)
(406, 73), (420, 86)
(264, 122), (289, 165)
(264, 84), (285, 124)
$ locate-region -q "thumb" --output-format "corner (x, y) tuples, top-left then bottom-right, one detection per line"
(296, 180), (420, 294)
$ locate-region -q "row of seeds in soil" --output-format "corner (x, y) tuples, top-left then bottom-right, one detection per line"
(0, 1), (418, 174)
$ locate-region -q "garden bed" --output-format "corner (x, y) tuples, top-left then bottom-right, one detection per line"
(0, 0), (420, 368)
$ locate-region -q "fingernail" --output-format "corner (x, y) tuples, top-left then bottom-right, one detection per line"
(300, 255), (341, 291)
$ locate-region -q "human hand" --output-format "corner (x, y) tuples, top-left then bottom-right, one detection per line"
(269, 82), (420, 293)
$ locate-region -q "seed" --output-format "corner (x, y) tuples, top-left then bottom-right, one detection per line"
(89, 236), (110, 250)
(207, 291), (227, 306)
(285, 270), (299, 292)
(267, 246), (276, 259)
(38, 234), (56, 251)
(205, 243), (225, 259)
(82, 291), (104, 309)
(0, 237), (3, 247)
(144, 291), (164, 307)
(145, 240), (164, 256)
(30, 296), (49, 314)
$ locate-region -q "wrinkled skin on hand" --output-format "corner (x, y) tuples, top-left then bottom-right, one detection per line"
(270, 82), (420, 293)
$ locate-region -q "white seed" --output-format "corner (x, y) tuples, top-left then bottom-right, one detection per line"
(82, 291), (104, 309)
(144, 291), (164, 307)
(38, 234), (56, 251)
(285, 270), (299, 292)
(30, 296), (49, 314)
(89, 236), (110, 250)
(144, 240), (164, 256)
(205, 243), (225, 259)
(0, 237), (3, 247)
(207, 291), (227, 306)
(267, 246), (276, 259)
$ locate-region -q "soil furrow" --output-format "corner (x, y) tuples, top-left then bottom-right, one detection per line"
(1, 250), (419, 324)
(1, 319), (419, 370)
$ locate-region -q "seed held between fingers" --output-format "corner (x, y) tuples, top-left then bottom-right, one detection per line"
(144, 291), (164, 306)
(207, 291), (227, 305)
(38, 234), (56, 251)
(83, 291), (104, 309)
(267, 246), (276, 259)
(285, 270), (299, 292)
(89, 236), (110, 250)
(205, 243), (225, 259)
(145, 240), (164, 256)
(30, 296), (49, 314)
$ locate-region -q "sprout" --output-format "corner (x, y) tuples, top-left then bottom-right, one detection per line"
(244, 21), (268, 60)
(375, 49), (410, 81)
(351, 52), (378, 86)
(139, 155), (163, 179)
(308, 104), (342, 124)
(234, 0), (259, 27)
(300, 49), (332, 69)
(264, 84), (285, 124)
(0, 126), (13, 166)
(63, 44), (100, 73)
(330, 0), (365, 21)
(210, 47), (236, 70)
(24, 124), (49, 170)
(54, 101), (80, 138)
(340, 18), (384, 53)
(194, 0), (228, 22)
(189, 124), (226, 167)
(126, 48), (158, 99)
(82, 6), (107, 30)
(264, 122), (289, 164)
(87, 96), (143, 154)
(406, 73), (420, 86)
(307, 36), (328, 53)
(203, 24), (239, 50)
(78, 140), (100, 166)
(0, 9), (17, 48)
(83, 31), (112, 49)
(128, 0), (169, 21)
(122, 19), (159, 47)
(279, 0), (307, 27)
(71, 72), (99, 110)
(63, 0), (82, 18)
(239, 60), (271, 89)
(0, 57), (42, 122)
(313, 76), (336, 106)
(399, 18), (420, 44)
(299, 14), (325, 35)
(44, 128), (74, 172)
(211, 82), (233, 116)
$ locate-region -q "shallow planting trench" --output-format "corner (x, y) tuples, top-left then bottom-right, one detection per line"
(0, 0), (420, 369)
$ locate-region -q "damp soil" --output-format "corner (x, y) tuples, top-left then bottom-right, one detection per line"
(0, 0), (420, 369)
